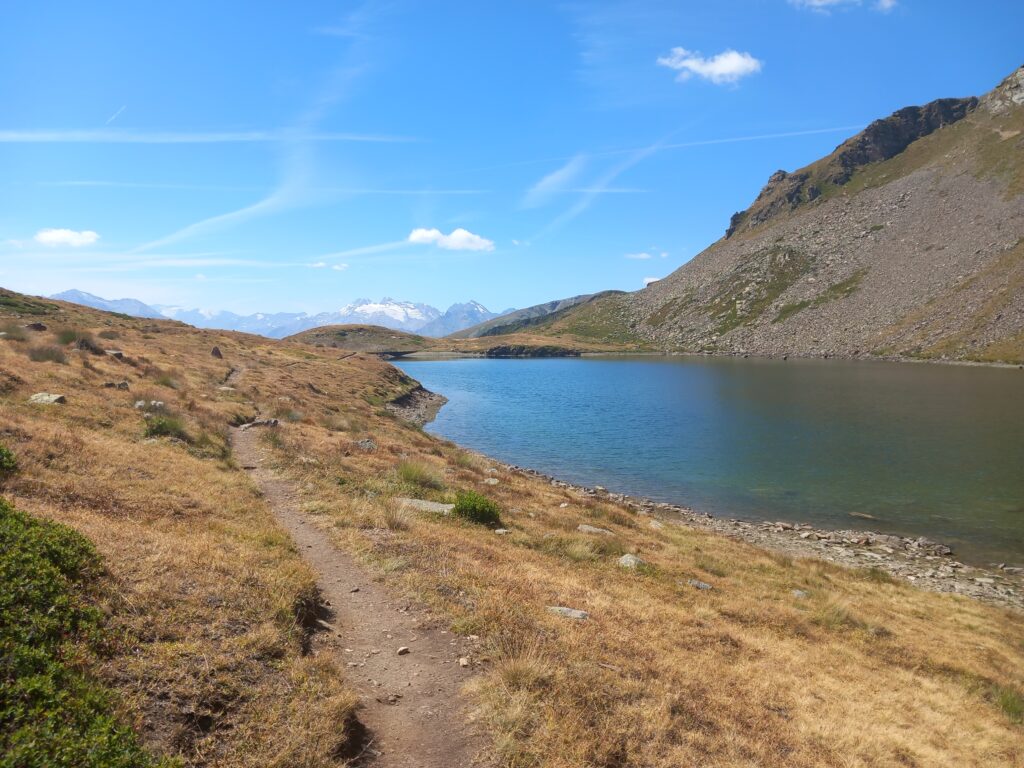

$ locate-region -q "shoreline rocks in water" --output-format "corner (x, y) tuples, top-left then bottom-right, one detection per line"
(386, 385), (448, 427)
(504, 464), (1023, 611)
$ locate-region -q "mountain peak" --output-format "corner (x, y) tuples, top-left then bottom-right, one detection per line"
(980, 64), (1024, 116)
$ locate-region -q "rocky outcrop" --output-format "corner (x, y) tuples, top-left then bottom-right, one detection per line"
(727, 97), (978, 238)
(484, 344), (580, 358)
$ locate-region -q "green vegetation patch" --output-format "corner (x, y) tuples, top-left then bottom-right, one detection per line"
(0, 291), (57, 316)
(0, 498), (165, 767)
(27, 346), (68, 365)
(452, 490), (502, 526)
(0, 445), (18, 476)
(708, 245), (812, 335)
(773, 268), (868, 324)
(143, 414), (191, 442)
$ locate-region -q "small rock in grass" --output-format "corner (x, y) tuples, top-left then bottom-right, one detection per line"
(547, 606), (589, 621)
(494, 528), (510, 535)
(28, 392), (66, 405)
(211, 346), (224, 359)
(649, 520), (665, 530)
(618, 554), (644, 569)
(397, 646), (410, 655)
(577, 524), (612, 536)
(792, 589), (809, 599)
(687, 579), (713, 591)
(483, 477), (499, 485)
(459, 657), (470, 668)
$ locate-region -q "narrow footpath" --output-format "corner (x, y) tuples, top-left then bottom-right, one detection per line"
(232, 426), (483, 768)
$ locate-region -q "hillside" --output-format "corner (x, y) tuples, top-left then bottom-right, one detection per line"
(545, 65), (1024, 364)
(288, 324), (435, 355)
(2, 286), (1023, 766)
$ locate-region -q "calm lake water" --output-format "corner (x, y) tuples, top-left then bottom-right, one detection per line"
(396, 356), (1024, 565)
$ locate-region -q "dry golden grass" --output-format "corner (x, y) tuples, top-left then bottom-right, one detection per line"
(2, 291), (1023, 767)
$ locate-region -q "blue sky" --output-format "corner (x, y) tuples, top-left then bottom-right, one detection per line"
(0, 1), (1021, 314)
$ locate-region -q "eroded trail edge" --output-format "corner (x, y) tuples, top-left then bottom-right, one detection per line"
(232, 426), (482, 768)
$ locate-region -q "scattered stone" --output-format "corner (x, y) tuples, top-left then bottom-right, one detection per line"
(238, 418), (279, 431)
(577, 524), (613, 536)
(135, 400), (164, 410)
(22, 322), (47, 331)
(559, 502), (569, 508)
(211, 346), (223, 359)
(792, 589), (809, 599)
(28, 392), (66, 405)
(547, 606), (589, 621)
(102, 381), (130, 390)
(618, 554), (644, 569)
(399, 498), (454, 515)
(649, 520), (665, 530)
(356, 438), (377, 452)
(458, 657), (470, 668)
(494, 528), (510, 535)
(105, 350), (125, 360)
(686, 579), (713, 591)
(397, 646), (410, 655)
(217, 386), (235, 392)
(483, 477), (499, 485)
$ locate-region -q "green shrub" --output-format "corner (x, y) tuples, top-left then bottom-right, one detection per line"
(27, 346), (67, 364)
(55, 328), (87, 345)
(97, 329), (120, 340)
(0, 498), (163, 767)
(0, 445), (17, 476)
(452, 490), (502, 526)
(398, 460), (444, 490)
(0, 323), (27, 342)
(143, 415), (190, 442)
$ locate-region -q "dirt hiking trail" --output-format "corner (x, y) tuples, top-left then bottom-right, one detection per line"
(232, 426), (484, 768)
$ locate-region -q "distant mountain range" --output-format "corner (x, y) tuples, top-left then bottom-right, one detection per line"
(49, 291), (512, 338)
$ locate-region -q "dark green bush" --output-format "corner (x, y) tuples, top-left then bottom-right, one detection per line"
(143, 415), (190, 442)
(452, 490), (502, 526)
(0, 445), (17, 476)
(55, 328), (87, 345)
(27, 346), (67, 364)
(0, 498), (163, 767)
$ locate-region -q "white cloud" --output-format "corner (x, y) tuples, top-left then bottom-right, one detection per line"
(625, 252), (653, 260)
(789, 0), (897, 12)
(34, 228), (100, 247)
(643, 277), (661, 286)
(407, 227), (494, 252)
(657, 47), (762, 85)
(522, 155), (587, 208)
(331, 264), (349, 271)
(310, 261), (328, 268)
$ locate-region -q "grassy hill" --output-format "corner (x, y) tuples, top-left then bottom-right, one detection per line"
(287, 323), (435, 355)
(1, 289), (1023, 766)
(524, 65), (1024, 364)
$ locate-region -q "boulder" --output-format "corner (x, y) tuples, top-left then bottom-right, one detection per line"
(238, 418), (280, 431)
(577, 524), (613, 536)
(105, 350), (125, 359)
(211, 346), (223, 359)
(28, 392), (66, 405)
(547, 606), (589, 621)
(22, 322), (47, 331)
(618, 554), (644, 569)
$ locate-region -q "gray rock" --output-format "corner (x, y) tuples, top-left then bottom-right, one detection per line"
(686, 579), (713, 591)
(105, 350), (125, 359)
(547, 606), (589, 621)
(577, 524), (613, 536)
(792, 589), (809, 599)
(397, 646), (410, 655)
(399, 498), (454, 515)
(494, 528), (510, 535)
(356, 438), (377, 452)
(618, 554), (644, 569)
(28, 392), (66, 405)
(483, 477), (499, 485)
(239, 418), (279, 431)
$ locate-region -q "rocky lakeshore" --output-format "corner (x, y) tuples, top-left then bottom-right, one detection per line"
(385, 385), (448, 427)
(505, 464), (1024, 611)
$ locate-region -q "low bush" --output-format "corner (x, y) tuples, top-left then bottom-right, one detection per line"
(0, 445), (17, 475)
(452, 490), (502, 526)
(27, 346), (67, 364)
(143, 415), (190, 442)
(398, 460), (444, 490)
(0, 498), (164, 767)
(0, 323), (27, 342)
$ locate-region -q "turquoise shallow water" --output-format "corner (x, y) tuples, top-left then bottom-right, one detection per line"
(396, 355), (1024, 566)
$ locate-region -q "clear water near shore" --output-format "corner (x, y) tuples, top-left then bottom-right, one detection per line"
(396, 355), (1024, 566)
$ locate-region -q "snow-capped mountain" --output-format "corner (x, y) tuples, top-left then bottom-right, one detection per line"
(50, 291), (509, 338)
(417, 301), (506, 337)
(50, 290), (165, 319)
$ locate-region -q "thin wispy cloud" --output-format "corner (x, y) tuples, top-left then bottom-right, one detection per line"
(657, 47), (763, 85)
(789, 0), (897, 12)
(408, 227), (495, 252)
(0, 129), (413, 144)
(34, 228), (100, 247)
(34, 180), (486, 195)
(522, 155), (587, 208)
(625, 252), (652, 260)
(105, 105), (127, 125)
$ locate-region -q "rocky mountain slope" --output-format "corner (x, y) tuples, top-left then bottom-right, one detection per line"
(50, 289), (165, 319)
(450, 291), (626, 339)
(554, 65), (1024, 363)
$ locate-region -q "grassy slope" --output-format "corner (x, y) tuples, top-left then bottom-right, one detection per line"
(287, 323), (434, 355)
(2, 291), (1023, 767)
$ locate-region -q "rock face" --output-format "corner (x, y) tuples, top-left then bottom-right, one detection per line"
(575, 65), (1024, 364)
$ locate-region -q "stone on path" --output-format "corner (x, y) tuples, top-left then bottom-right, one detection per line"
(397, 646), (411, 655)
(28, 392), (66, 405)
(238, 418), (279, 431)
